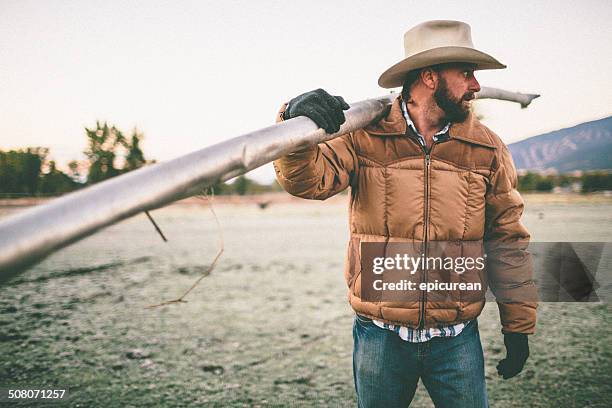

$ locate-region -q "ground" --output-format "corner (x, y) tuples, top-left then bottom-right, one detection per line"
(0, 194), (610, 407)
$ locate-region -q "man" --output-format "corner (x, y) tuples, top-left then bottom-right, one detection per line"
(273, 20), (537, 407)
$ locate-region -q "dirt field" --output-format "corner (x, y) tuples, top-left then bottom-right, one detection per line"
(0, 194), (610, 407)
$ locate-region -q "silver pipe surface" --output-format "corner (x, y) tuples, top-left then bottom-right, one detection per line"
(0, 94), (396, 281)
(476, 87), (540, 108)
(0, 87), (539, 282)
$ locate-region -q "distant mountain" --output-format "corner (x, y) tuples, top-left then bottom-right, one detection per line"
(508, 116), (612, 172)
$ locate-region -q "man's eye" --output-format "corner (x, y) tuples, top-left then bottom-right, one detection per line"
(462, 71), (469, 78)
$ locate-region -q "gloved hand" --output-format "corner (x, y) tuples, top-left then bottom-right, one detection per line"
(497, 332), (530, 379)
(283, 88), (350, 134)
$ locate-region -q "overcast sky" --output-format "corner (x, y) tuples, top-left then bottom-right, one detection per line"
(1, 0), (611, 182)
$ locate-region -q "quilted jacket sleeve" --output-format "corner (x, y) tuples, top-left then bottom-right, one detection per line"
(272, 103), (358, 200)
(484, 144), (538, 334)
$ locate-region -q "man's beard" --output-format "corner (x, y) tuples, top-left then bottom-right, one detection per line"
(433, 78), (474, 123)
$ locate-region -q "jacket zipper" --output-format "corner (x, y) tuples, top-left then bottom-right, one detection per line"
(404, 133), (434, 329)
(418, 144), (433, 328)
(417, 134), (453, 327)
(405, 126), (448, 328)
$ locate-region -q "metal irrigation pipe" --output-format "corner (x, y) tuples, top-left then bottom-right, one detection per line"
(477, 86), (540, 108)
(0, 88), (538, 282)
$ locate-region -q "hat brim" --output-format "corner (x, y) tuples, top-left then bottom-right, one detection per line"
(378, 46), (506, 88)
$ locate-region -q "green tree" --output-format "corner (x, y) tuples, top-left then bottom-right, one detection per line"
(518, 172), (539, 191)
(84, 121), (126, 184)
(84, 122), (150, 184)
(0, 148), (47, 195)
(535, 179), (554, 192)
(582, 173), (612, 192)
(125, 128), (146, 171)
(557, 174), (572, 187)
(233, 175), (250, 195)
(209, 180), (229, 195)
(39, 161), (79, 195)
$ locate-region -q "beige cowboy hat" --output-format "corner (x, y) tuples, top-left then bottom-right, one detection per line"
(378, 20), (506, 88)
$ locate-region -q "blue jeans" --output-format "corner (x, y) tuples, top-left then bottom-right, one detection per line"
(353, 315), (488, 408)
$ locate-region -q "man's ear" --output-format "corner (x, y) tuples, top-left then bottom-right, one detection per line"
(420, 67), (438, 90)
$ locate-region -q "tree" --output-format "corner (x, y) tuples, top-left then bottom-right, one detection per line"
(39, 161), (79, 195)
(84, 121), (126, 184)
(233, 175), (250, 195)
(0, 148), (47, 195)
(0, 149), (80, 196)
(1, 123), (150, 195)
(518, 172), (539, 191)
(84, 122), (149, 184)
(209, 180), (229, 195)
(125, 128), (146, 171)
(582, 173), (612, 192)
(535, 179), (554, 192)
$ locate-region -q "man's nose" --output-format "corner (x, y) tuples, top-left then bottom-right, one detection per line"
(470, 76), (481, 93)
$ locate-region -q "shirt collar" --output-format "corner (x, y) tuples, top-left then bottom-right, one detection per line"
(400, 100), (451, 142)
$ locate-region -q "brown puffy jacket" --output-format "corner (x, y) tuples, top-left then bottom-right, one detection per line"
(273, 96), (537, 334)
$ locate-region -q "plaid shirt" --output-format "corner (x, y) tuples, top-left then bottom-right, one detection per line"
(371, 101), (471, 343)
(372, 319), (471, 343)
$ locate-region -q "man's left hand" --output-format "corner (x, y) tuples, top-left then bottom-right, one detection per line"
(497, 333), (530, 379)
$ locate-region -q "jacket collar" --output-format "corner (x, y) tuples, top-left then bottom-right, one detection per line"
(365, 95), (497, 149)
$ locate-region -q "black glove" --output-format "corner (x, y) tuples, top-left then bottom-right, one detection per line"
(497, 333), (530, 379)
(283, 88), (350, 134)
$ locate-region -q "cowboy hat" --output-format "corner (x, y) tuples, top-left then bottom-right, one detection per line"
(378, 20), (506, 88)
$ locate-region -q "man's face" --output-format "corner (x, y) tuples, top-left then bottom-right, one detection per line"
(433, 64), (481, 123)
